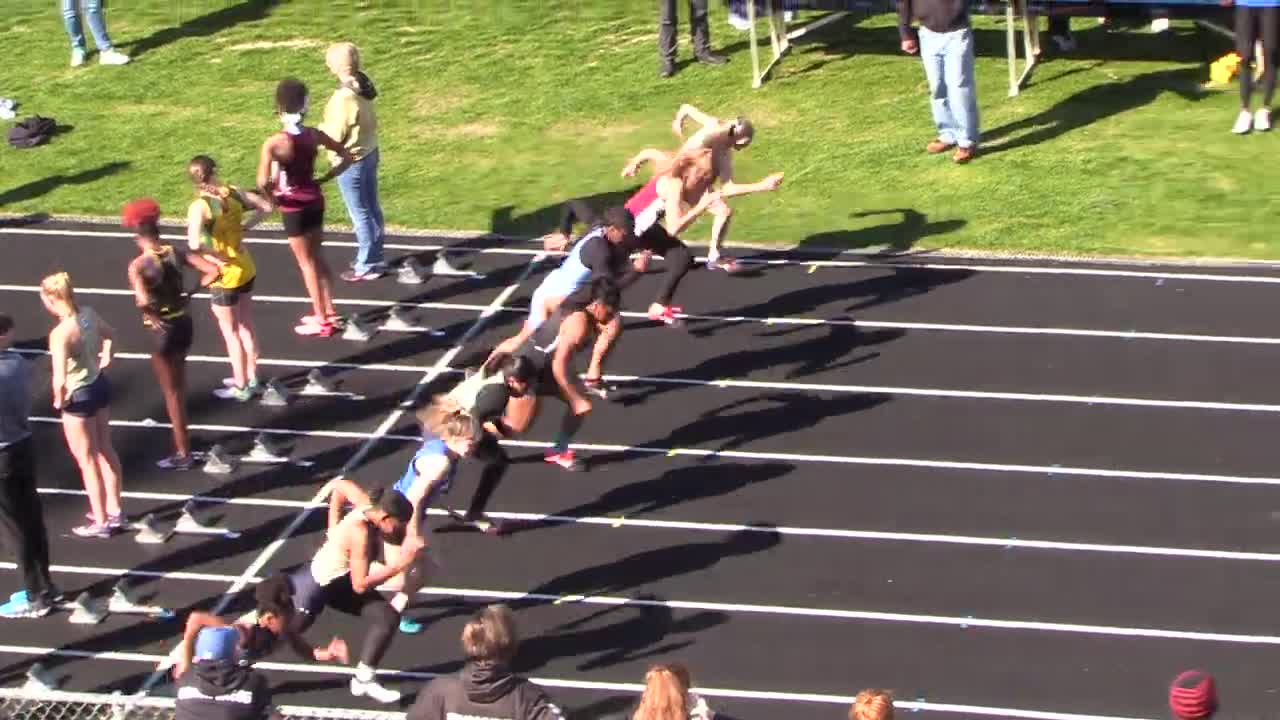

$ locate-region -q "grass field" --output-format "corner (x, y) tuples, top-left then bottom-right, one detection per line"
(0, 1), (1273, 258)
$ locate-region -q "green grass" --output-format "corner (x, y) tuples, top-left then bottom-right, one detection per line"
(1, 0), (1272, 258)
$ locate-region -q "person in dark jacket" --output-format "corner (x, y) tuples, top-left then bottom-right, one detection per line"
(899, 0), (980, 163)
(407, 604), (563, 720)
(175, 627), (276, 720)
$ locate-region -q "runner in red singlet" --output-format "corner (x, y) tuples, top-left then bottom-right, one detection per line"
(257, 78), (354, 338)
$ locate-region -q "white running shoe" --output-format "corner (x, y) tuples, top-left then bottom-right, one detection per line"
(350, 677), (401, 704)
(1255, 108), (1272, 132)
(99, 49), (130, 65)
(70, 48), (87, 67)
(1233, 109), (1253, 135)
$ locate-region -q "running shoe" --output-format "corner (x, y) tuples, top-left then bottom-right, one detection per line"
(99, 49), (131, 65)
(70, 47), (86, 67)
(1256, 108), (1273, 132)
(213, 384), (255, 402)
(340, 268), (387, 283)
(295, 318), (338, 337)
(0, 593), (52, 619)
(398, 617), (424, 634)
(350, 677), (401, 704)
(222, 377), (262, 394)
(157, 454), (195, 471)
(647, 304), (684, 327)
(72, 522), (114, 539)
(544, 449), (582, 471)
(706, 256), (742, 273)
(1233, 109), (1253, 135)
(447, 509), (502, 535)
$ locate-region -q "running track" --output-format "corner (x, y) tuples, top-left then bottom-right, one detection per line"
(0, 218), (1277, 720)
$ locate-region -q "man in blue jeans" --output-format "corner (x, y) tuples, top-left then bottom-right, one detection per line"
(62, 0), (130, 67)
(900, 0), (979, 163)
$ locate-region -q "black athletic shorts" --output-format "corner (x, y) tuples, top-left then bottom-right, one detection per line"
(151, 314), (194, 359)
(62, 373), (111, 418)
(209, 277), (255, 307)
(282, 205), (324, 236)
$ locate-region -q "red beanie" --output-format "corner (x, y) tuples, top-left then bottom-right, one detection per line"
(121, 198), (161, 229)
(1169, 670), (1217, 720)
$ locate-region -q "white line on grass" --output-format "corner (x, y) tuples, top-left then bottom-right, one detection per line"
(17, 347), (1280, 414)
(131, 254), (545, 698)
(32, 488), (1280, 564)
(0, 644), (1152, 720)
(6, 280), (1280, 345)
(27, 415), (1280, 487)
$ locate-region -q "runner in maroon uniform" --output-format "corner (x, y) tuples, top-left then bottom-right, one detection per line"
(257, 77), (353, 337)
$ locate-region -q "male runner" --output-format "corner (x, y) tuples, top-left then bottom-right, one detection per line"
(500, 278), (621, 471)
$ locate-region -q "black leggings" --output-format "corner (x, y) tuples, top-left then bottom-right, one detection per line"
(288, 568), (398, 667)
(559, 199), (694, 306)
(465, 431), (509, 518)
(1238, 6), (1279, 108)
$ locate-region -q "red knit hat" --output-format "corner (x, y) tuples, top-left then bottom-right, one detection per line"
(1169, 670), (1217, 719)
(121, 198), (161, 229)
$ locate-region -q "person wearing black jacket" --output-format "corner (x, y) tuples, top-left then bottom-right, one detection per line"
(176, 627), (276, 720)
(899, 0), (980, 163)
(408, 604), (563, 720)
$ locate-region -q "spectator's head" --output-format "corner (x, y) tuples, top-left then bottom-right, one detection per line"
(584, 277), (620, 326)
(39, 272), (78, 319)
(325, 42), (361, 80)
(275, 77), (309, 117)
(121, 198), (162, 245)
(187, 155), (219, 192)
(1169, 670), (1217, 720)
(669, 147), (715, 194)
(851, 689), (895, 720)
(461, 604), (519, 665)
(0, 314), (14, 351)
(633, 664), (692, 720)
(416, 401), (480, 457)
(495, 353), (535, 398)
(364, 486), (413, 545)
(252, 574), (295, 637)
(194, 626), (240, 665)
(601, 206), (635, 246)
(727, 116), (754, 150)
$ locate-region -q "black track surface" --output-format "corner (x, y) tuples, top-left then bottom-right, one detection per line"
(0, 221), (1277, 720)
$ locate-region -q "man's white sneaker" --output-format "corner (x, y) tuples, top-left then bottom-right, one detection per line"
(350, 677), (401, 704)
(1233, 109), (1253, 135)
(99, 49), (130, 65)
(1255, 108), (1272, 132)
(71, 48), (87, 67)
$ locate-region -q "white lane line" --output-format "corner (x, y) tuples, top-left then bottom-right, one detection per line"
(28, 415), (1280, 487)
(133, 254), (545, 697)
(17, 348), (1280, 414)
(9, 281), (1280, 347)
(34, 488), (1280, 564)
(7, 224), (1280, 287)
(0, 645), (1151, 719)
(12, 563), (1280, 646)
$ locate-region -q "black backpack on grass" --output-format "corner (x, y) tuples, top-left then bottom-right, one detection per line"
(7, 116), (56, 149)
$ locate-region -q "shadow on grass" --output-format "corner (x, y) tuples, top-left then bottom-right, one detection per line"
(0, 161), (130, 208)
(123, 0), (283, 58)
(981, 65), (1207, 155)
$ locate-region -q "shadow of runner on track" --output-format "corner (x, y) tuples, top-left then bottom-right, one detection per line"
(490, 188), (641, 240)
(494, 461), (795, 538)
(122, 0), (282, 59)
(0, 162), (130, 208)
(737, 210), (967, 267)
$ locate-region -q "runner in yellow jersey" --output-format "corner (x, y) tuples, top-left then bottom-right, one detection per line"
(185, 155), (273, 402)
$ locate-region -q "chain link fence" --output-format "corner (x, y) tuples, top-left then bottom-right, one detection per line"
(0, 688), (404, 720)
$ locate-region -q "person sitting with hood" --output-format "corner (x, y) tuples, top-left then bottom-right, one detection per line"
(175, 626), (276, 720)
(407, 604), (564, 720)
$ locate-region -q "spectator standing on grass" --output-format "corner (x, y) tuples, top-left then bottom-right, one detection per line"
(1227, 0), (1278, 134)
(658, 0), (728, 78)
(899, 0), (980, 163)
(61, 0), (129, 66)
(175, 627), (277, 720)
(1169, 670), (1217, 719)
(407, 604), (564, 720)
(320, 42), (389, 282)
(0, 314), (61, 619)
(851, 689), (895, 720)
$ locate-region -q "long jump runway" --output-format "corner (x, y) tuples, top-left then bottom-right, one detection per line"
(0, 219), (1278, 719)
